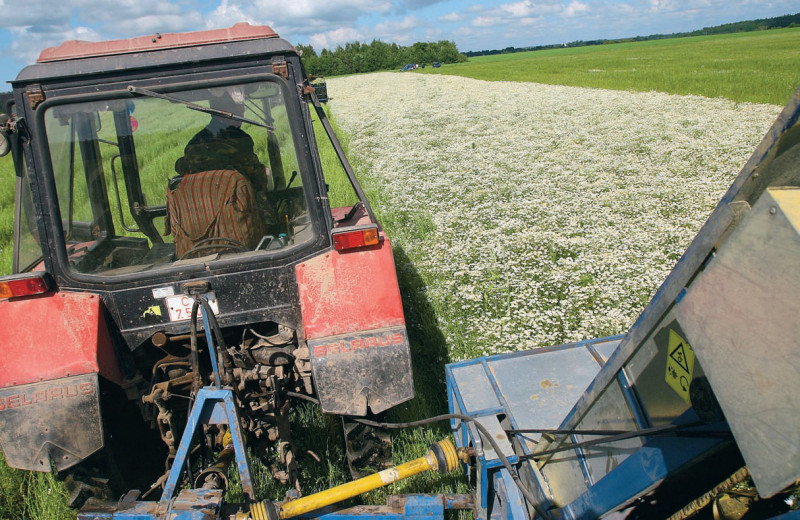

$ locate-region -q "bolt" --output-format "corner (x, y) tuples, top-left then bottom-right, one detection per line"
(769, 206), (777, 215)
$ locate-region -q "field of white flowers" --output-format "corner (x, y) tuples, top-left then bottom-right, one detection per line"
(328, 73), (781, 360)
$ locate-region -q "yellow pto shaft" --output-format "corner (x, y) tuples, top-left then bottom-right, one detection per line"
(248, 438), (462, 520)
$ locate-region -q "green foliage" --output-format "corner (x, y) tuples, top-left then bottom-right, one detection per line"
(298, 40), (466, 77)
(0, 451), (75, 520)
(423, 28), (800, 105)
(0, 156), (14, 274)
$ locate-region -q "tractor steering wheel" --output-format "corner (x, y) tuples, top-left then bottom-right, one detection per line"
(179, 237), (249, 260)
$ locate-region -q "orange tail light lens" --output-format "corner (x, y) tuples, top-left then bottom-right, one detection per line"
(332, 226), (380, 251)
(0, 273), (51, 299)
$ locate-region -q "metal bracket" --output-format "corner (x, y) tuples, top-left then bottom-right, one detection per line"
(25, 86), (44, 110)
(272, 57), (288, 79)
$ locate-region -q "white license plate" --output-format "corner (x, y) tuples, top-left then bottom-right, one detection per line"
(165, 292), (220, 322)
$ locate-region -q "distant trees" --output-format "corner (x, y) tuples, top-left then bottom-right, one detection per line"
(297, 40), (467, 76)
(0, 93), (11, 114)
(464, 11), (800, 58)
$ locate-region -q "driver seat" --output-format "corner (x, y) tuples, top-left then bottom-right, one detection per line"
(166, 169), (265, 259)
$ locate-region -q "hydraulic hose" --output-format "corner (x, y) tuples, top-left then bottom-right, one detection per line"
(197, 297), (235, 383)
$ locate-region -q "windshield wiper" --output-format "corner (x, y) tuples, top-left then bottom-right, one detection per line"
(127, 86), (273, 130)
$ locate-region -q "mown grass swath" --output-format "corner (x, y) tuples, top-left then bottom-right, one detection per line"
(422, 27), (800, 105)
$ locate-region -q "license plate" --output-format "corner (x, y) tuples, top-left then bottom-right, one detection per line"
(165, 292), (220, 322)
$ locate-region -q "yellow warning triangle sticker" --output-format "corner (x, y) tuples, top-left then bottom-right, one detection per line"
(664, 329), (695, 403)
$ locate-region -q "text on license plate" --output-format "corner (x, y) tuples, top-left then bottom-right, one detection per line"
(165, 292), (220, 322)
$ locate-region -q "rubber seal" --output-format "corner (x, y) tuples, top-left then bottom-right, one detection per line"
(430, 442), (449, 474)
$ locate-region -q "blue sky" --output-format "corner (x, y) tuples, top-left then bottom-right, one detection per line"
(0, 0), (797, 87)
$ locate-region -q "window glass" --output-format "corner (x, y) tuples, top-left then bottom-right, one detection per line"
(44, 80), (314, 276)
(16, 159), (44, 272)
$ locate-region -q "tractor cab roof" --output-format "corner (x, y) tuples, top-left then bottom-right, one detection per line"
(13, 23), (295, 86)
(37, 23), (278, 62)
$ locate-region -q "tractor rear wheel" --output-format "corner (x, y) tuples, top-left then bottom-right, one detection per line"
(341, 414), (392, 479)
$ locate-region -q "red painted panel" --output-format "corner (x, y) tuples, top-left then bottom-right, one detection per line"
(38, 23), (278, 63)
(0, 292), (122, 389)
(296, 235), (405, 340)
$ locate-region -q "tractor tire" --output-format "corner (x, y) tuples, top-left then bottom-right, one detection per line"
(341, 414), (393, 479)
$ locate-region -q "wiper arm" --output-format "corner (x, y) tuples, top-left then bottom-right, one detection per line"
(127, 86), (274, 130)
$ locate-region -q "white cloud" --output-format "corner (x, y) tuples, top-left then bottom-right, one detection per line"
(0, 0), (72, 28)
(375, 15), (420, 33)
(309, 26), (366, 49)
(110, 13), (204, 35)
(205, 0), (259, 29)
(472, 15), (503, 27)
(564, 1), (590, 17)
(500, 1), (537, 17)
(439, 11), (466, 23)
(251, 0), (392, 24)
(10, 24), (104, 66)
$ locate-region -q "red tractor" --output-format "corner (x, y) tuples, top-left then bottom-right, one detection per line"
(0, 23), (413, 503)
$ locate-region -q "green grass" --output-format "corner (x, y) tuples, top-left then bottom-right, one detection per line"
(0, 156), (13, 274)
(421, 28), (800, 105)
(0, 451), (73, 520)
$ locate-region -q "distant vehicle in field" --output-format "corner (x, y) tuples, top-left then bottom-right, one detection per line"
(311, 76), (328, 102)
(400, 63), (418, 71)
(432, 62), (441, 68)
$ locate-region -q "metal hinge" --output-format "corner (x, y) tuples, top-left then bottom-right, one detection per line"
(300, 84), (316, 100)
(272, 57), (288, 79)
(25, 86), (44, 109)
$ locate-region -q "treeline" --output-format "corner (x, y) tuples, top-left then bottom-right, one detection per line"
(0, 93), (11, 114)
(297, 40), (467, 77)
(465, 11), (800, 57)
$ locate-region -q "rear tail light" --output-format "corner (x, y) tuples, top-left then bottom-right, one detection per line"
(332, 226), (380, 251)
(0, 273), (51, 299)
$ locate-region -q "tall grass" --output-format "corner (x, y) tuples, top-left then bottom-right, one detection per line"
(0, 156), (13, 274)
(0, 451), (73, 520)
(422, 28), (800, 105)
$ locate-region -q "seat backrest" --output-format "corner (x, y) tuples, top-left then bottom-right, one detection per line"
(166, 169), (265, 259)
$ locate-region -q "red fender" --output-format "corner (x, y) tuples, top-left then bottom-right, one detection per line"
(0, 291), (122, 389)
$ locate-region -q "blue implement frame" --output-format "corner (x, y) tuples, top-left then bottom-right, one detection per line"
(159, 386), (256, 505)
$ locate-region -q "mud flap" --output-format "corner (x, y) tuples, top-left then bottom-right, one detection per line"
(308, 326), (414, 415)
(0, 373), (103, 472)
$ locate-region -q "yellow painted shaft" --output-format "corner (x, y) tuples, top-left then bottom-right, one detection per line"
(276, 439), (457, 519)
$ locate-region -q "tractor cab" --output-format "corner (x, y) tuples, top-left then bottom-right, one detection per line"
(19, 79), (313, 276)
(0, 24), (413, 499)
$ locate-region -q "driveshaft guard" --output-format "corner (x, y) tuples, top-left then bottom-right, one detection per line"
(0, 373), (103, 472)
(309, 326), (413, 415)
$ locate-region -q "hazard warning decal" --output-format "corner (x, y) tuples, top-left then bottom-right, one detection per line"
(664, 329), (695, 403)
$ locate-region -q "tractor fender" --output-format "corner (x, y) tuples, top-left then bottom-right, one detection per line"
(0, 291), (120, 472)
(296, 235), (414, 415)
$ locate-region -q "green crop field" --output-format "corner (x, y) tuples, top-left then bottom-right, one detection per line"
(421, 27), (800, 105)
